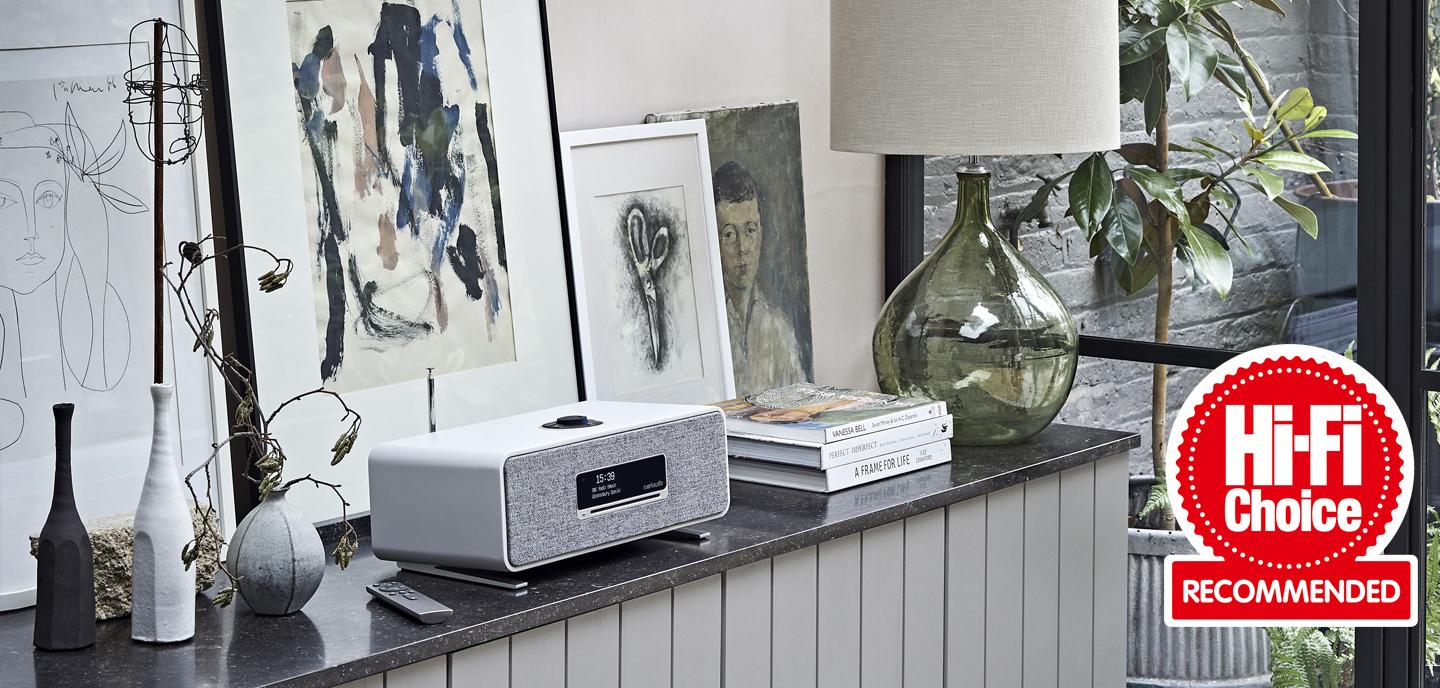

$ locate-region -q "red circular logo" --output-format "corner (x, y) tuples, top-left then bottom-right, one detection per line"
(1165, 345), (1416, 626)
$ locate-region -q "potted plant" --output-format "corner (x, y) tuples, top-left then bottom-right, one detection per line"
(1022, 0), (1354, 684)
(164, 237), (362, 614)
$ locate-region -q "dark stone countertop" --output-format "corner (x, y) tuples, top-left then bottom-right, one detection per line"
(0, 423), (1138, 688)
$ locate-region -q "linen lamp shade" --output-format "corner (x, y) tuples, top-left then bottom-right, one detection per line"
(831, 0), (1120, 155)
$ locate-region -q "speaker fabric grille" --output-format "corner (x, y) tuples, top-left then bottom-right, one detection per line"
(503, 413), (728, 567)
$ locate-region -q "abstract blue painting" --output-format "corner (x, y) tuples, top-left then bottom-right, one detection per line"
(288, 0), (513, 392)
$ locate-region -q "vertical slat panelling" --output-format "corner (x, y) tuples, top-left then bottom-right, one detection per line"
(945, 497), (987, 688)
(567, 606), (619, 688)
(450, 638), (510, 688)
(392, 459), (1133, 688)
(336, 674), (384, 688)
(861, 520), (905, 688)
(903, 509), (945, 688)
(1092, 454), (1128, 688)
(817, 533), (863, 688)
(621, 590), (673, 688)
(673, 575), (723, 688)
(510, 622), (566, 688)
(385, 655), (447, 687)
(772, 547), (819, 688)
(1057, 463), (1097, 687)
(724, 558), (773, 688)
(984, 484), (1025, 688)
(1021, 473), (1061, 688)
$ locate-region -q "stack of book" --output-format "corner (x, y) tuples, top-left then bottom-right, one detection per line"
(715, 383), (953, 493)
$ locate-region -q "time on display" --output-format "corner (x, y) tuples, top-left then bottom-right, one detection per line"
(595, 471), (616, 484)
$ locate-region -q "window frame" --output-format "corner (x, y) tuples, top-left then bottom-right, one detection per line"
(882, 0), (1430, 680)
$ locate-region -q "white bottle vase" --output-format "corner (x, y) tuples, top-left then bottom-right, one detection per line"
(131, 383), (195, 643)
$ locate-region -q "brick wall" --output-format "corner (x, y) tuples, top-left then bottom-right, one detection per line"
(922, 2), (1359, 475)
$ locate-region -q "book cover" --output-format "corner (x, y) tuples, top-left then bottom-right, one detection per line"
(727, 415), (953, 470)
(714, 383), (946, 443)
(729, 440), (953, 493)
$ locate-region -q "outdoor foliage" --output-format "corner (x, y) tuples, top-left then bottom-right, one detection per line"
(1268, 626), (1354, 688)
(1036, 0), (1354, 528)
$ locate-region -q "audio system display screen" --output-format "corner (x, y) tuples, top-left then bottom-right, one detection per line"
(576, 454), (668, 516)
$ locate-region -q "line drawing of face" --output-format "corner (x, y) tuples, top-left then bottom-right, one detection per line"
(717, 197), (762, 293)
(0, 146), (70, 296)
(0, 108), (143, 402)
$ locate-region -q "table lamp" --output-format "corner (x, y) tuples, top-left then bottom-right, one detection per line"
(832, 0), (1120, 445)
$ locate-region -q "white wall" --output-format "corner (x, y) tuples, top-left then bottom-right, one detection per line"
(544, 0), (883, 391)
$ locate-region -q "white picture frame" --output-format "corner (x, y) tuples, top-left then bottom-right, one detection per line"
(560, 121), (736, 405)
(213, 0), (579, 522)
(0, 0), (228, 610)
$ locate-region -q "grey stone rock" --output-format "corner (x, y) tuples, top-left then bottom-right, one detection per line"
(30, 507), (221, 620)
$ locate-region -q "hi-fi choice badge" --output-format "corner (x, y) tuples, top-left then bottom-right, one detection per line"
(1165, 344), (1416, 626)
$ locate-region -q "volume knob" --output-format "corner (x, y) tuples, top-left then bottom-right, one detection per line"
(543, 415), (602, 429)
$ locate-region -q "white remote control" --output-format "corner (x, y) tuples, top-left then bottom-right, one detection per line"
(366, 580), (453, 624)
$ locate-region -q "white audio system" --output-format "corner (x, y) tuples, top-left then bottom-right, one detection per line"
(368, 401), (730, 585)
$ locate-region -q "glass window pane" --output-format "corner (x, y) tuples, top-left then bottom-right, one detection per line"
(1429, 0), (1440, 360)
(922, 2), (1359, 357)
(1426, 391), (1440, 680)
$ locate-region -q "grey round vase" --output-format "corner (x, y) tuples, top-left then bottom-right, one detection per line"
(226, 487), (325, 615)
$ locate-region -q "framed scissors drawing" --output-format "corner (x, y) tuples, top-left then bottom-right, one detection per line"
(559, 121), (735, 405)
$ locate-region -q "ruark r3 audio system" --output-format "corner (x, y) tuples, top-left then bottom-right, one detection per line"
(368, 400), (730, 577)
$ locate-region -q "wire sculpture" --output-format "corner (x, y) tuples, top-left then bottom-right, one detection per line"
(123, 18), (205, 165)
(123, 17), (206, 385)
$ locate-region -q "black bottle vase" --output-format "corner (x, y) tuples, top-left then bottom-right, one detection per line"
(33, 403), (96, 651)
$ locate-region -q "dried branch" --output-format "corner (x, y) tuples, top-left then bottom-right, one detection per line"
(166, 237), (362, 606)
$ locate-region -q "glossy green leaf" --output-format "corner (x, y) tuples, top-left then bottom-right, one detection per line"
(1190, 136), (1235, 160)
(1120, 59), (1155, 104)
(1106, 191), (1144, 264)
(1249, 0), (1286, 15)
(1180, 222), (1233, 297)
(1117, 142), (1161, 167)
(1297, 128), (1357, 140)
(1116, 251), (1159, 293)
(1275, 195), (1319, 238)
(1143, 61), (1171, 135)
(1269, 87), (1314, 122)
(1244, 118), (1266, 143)
(1213, 52), (1253, 112)
(1302, 104), (1328, 131)
(1256, 150), (1331, 173)
(1120, 23), (1169, 65)
(1017, 171), (1074, 225)
(1242, 166), (1284, 199)
(1126, 167), (1191, 224)
(1167, 20), (1219, 100)
(1069, 153), (1114, 236)
(1166, 166), (1215, 183)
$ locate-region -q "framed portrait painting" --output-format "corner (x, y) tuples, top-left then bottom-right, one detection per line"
(559, 121), (735, 405)
(648, 102), (816, 397)
(212, 0), (578, 521)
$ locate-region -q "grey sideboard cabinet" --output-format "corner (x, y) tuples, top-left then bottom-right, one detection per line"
(2, 424), (1137, 688)
(344, 452), (1129, 688)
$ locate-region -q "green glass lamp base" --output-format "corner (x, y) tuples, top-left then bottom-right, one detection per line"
(873, 169), (1078, 446)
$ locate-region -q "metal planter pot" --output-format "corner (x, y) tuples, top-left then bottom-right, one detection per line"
(1127, 528), (1270, 688)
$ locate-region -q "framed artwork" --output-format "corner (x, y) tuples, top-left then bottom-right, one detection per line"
(559, 121), (735, 405)
(0, 1), (226, 610)
(648, 102), (815, 396)
(212, 0), (578, 521)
